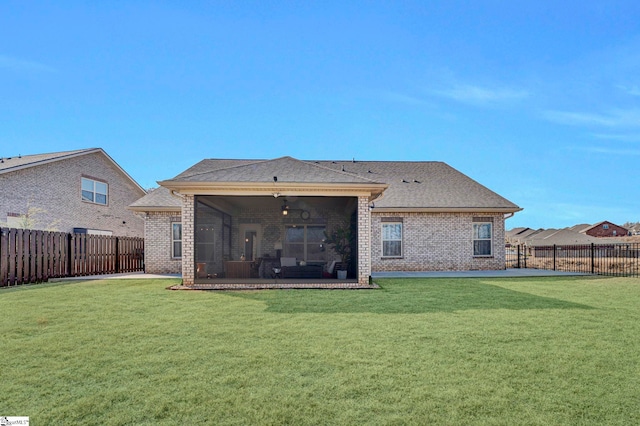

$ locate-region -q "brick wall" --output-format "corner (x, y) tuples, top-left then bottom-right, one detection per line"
(357, 196), (371, 285)
(143, 211), (182, 274)
(371, 212), (506, 271)
(585, 222), (628, 238)
(182, 195), (195, 286)
(0, 152), (145, 237)
(145, 199), (507, 283)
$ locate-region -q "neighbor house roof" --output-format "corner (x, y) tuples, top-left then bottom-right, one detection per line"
(524, 228), (599, 246)
(568, 223), (591, 233)
(154, 156), (521, 213)
(0, 148), (146, 193)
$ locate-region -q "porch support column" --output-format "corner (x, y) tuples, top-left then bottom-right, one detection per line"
(181, 194), (195, 286)
(357, 195), (371, 285)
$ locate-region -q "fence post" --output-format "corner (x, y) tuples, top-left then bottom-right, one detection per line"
(517, 244), (521, 269)
(66, 233), (73, 276)
(115, 237), (120, 273)
(0, 228), (7, 287)
(553, 244), (557, 271)
(591, 243), (595, 274)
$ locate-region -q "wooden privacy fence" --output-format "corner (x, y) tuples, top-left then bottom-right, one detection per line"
(0, 227), (144, 287)
(506, 243), (640, 277)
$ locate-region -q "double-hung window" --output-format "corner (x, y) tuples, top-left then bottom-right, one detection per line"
(284, 225), (326, 261)
(81, 177), (108, 205)
(473, 218), (493, 257)
(382, 221), (402, 257)
(172, 222), (182, 258)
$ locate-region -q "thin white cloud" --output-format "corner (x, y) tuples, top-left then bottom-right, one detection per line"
(570, 145), (640, 156)
(0, 54), (56, 73)
(591, 133), (640, 143)
(543, 108), (640, 128)
(617, 84), (640, 96)
(432, 84), (529, 105)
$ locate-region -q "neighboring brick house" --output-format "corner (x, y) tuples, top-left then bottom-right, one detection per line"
(129, 156), (521, 286)
(0, 148), (145, 237)
(580, 221), (628, 238)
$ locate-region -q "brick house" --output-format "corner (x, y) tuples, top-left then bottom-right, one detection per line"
(0, 148), (146, 237)
(581, 221), (629, 238)
(129, 157), (521, 285)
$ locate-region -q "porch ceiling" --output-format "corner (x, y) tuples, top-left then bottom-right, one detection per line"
(197, 195), (356, 214)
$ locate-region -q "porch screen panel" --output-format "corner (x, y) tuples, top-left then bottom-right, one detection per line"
(284, 226), (305, 260)
(195, 199), (229, 277)
(306, 226), (326, 261)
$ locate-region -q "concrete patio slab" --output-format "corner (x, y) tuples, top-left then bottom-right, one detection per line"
(372, 269), (591, 278)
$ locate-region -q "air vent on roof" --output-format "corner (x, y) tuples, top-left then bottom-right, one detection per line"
(401, 179), (409, 183)
(341, 165), (345, 172)
(414, 179), (421, 183)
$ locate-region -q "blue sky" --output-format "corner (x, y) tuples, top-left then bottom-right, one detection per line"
(2, 1), (639, 230)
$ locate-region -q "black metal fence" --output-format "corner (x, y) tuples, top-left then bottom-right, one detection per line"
(506, 243), (640, 277)
(1, 227), (144, 287)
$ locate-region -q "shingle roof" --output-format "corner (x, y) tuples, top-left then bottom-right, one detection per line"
(569, 223), (592, 233)
(129, 187), (182, 211)
(0, 148), (96, 173)
(171, 156), (381, 184)
(524, 228), (599, 246)
(0, 147), (146, 193)
(313, 160), (519, 210)
(153, 156), (521, 212)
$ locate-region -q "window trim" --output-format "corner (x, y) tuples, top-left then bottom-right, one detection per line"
(171, 222), (182, 259)
(472, 221), (493, 257)
(381, 222), (403, 258)
(81, 176), (109, 206)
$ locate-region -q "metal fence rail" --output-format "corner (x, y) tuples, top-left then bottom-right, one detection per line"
(506, 243), (640, 277)
(1, 227), (144, 287)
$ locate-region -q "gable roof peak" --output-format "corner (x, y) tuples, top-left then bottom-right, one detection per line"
(0, 147), (145, 194)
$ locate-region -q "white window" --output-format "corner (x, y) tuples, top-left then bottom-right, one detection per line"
(382, 222), (402, 257)
(172, 222), (182, 258)
(473, 222), (492, 256)
(603, 224), (609, 230)
(284, 225), (326, 261)
(81, 177), (108, 205)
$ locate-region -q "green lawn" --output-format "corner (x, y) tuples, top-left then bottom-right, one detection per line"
(1, 276), (640, 425)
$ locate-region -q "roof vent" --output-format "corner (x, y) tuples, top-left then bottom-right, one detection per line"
(401, 179), (409, 183)
(341, 165), (345, 172)
(413, 179), (421, 183)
